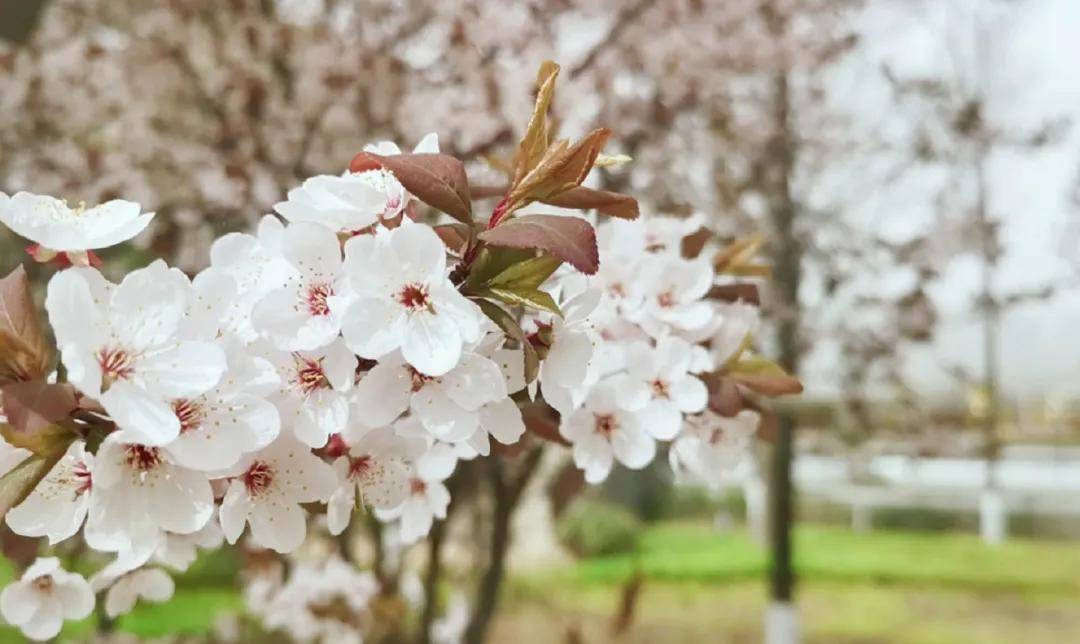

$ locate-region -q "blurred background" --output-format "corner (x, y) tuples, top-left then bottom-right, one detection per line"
(3, 0), (1080, 642)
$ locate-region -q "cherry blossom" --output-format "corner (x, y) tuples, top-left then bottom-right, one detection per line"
(351, 350), (512, 444)
(375, 439), (455, 544)
(6, 441), (94, 545)
(336, 221), (482, 376)
(85, 432), (214, 556)
(0, 191), (154, 263)
(162, 343), (281, 471)
(274, 173), (391, 234)
(45, 263), (228, 446)
(327, 426), (414, 536)
(614, 336), (709, 440)
(0, 557), (94, 641)
(560, 382), (655, 484)
(634, 255), (715, 338)
(670, 410), (759, 490)
(219, 434), (337, 553)
(262, 338), (356, 448)
(98, 567), (175, 618)
(252, 221), (347, 351)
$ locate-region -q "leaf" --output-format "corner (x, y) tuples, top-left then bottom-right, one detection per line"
(432, 223), (471, 255)
(512, 61), (561, 186)
(352, 153), (473, 224)
(509, 128), (611, 209)
(0, 266), (52, 384)
(488, 254), (563, 290)
(475, 299), (539, 384)
(728, 355), (804, 397)
(0, 452), (64, 518)
(464, 246), (539, 291)
(522, 407), (569, 446)
(479, 215), (599, 275)
(480, 286), (562, 316)
(542, 186), (639, 220)
(706, 283), (761, 305)
(702, 373), (745, 417)
(0, 381), (78, 454)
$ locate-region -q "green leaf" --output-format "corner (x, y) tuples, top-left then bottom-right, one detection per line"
(0, 452), (63, 517)
(475, 299), (539, 384)
(480, 286), (562, 317)
(464, 246), (538, 291)
(489, 254), (563, 290)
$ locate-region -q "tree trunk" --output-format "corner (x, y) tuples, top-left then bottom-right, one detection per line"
(464, 447), (544, 644)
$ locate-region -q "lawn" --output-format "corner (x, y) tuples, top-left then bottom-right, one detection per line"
(4, 523), (1080, 642)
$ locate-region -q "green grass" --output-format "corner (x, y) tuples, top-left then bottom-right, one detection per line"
(525, 522), (1080, 594)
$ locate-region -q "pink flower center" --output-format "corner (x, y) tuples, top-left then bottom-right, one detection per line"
(410, 478), (427, 495)
(73, 460), (92, 495)
(293, 354), (330, 395)
(594, 413), (618, 438)
(306, 282), (333, 316)
(243, 461), (274, 496)
(97, 347), (135, 386)
(172, 398), (206, 434)
(124, 445), (163, 472)
(397, 283), (433, 313)
(709, 429), (725, 445)
(383, 195), (402, 217)
(348, 455), (373, 480)
(651, 379), (670, 399)
(657, 291), (675, 308)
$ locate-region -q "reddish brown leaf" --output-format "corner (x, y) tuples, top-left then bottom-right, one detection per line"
(432, 223), (471, 255)
(707, 283), (761, 305)
(0, 266), (52, 384)
(730, 373), (804, 397)
(703, 374), (745, 417)
(512, 61), (561, 185)
(542, 186), (639, 220)
(350, 153), (473, 224)
(480, 215), (599, 275)
(681, 226), (713, 258)
(509, 129), (611, 209)
(522, 408), (569, 447)
(1, 381), (77, 435)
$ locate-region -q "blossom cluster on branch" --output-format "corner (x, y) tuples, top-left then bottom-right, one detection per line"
(0, 61), (798, 641)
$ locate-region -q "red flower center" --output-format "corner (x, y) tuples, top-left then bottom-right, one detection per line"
(32, 575), (54, 592)
(657, 291), (675, 308)
(406, 366), (436, 392)
(651, 379), (670, 399)
(73, 460), (92, 495)
(124, 445), (163, 472)
(594, 413), (618, 438)
(397, 283), (433, 312)
(243, 461), (274, 496)
(410, 478), (427, 495)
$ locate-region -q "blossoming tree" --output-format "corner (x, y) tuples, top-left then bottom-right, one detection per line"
(0, 61), (799, 642)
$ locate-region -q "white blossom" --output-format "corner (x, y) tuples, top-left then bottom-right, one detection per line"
(219, 434), (336, 553)
(0, 191), (154, 253)
(45, 263), (227, 445)
(6, 441), (93, 545)
(336, 221), (482, 376)
(0, 558), (94, 641)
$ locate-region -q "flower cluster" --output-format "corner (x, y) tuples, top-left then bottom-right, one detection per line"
(0, 60), (797, 641)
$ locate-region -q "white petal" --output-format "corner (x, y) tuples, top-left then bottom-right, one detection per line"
(352, 359), (412, 427)
(478, 399), (525, 445)
(100, 382), (180, 446)
(402, 313), (461, 377)
(340, 297), (406, 360)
